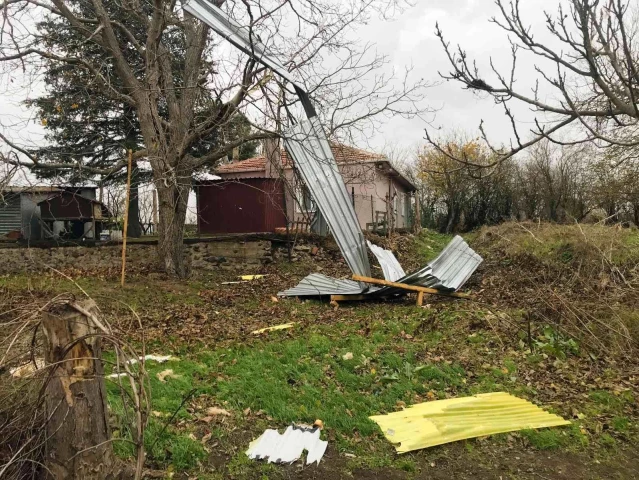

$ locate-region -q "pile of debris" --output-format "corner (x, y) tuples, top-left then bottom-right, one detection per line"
(279, 235), (482, 300)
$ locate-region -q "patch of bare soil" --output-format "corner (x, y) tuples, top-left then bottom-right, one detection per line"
(196, 442), (639, 480)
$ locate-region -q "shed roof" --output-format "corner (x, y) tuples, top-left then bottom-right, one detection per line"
(214, 143), (416, 191)
(215, 143), (386, 174)
(4, 186), (62, 194)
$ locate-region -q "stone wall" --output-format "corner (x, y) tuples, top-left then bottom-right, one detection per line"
(0, 239), (272, 275)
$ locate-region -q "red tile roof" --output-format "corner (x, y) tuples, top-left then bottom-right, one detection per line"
(215, 144), (385, 174)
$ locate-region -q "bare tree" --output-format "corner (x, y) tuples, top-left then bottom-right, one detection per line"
(431, 0), (639, 167)
(0, 0), (428, 276)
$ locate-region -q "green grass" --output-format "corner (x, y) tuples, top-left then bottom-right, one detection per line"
(102, 303), (623, 474)
(5, 224), (637, 477)
(414, 230), (453, 262)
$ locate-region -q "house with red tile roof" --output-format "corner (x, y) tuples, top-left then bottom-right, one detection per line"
(195, 142), (416, 235)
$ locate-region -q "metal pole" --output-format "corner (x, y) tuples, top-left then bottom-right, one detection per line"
(121, 150), (133, 287)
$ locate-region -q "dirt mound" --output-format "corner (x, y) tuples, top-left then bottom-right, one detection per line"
(472, 222), (639, 360)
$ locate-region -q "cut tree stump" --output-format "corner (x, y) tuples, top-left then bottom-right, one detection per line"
(42, 299), (119, 480)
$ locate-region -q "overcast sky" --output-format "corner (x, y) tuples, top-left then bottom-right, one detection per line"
(357, 0), (563, 156)
(0, 0), (565, 174)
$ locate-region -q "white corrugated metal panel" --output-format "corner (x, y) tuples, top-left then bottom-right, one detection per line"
(183, 0), (302, 90)
(278, 273), (369, 297)
(246, 425), (328, 465)
(0, 194), (22, 236)
(367, 241), (406, 282)
(284, 118), (371, 278)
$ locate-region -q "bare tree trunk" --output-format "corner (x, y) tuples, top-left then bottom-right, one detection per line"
(156, 176), (191, 277)
(42, 300), (118, 480)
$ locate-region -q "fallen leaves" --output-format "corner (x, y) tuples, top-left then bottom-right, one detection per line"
(342, 352), (353, 360)
(206, 406), (231, 417)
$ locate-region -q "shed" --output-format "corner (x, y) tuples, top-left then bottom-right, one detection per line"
(195, 178), (286, 234)
(38, 191), (110, 240)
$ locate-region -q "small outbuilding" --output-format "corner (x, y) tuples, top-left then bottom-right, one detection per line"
(38, 190), (110, 240)
(0, 186), (109, 240)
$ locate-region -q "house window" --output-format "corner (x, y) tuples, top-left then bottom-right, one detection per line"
(400, 193), (405, 217)
(295, 184), (316, 213)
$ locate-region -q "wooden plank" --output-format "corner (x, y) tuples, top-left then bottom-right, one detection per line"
(330, 294), (370, 302)
(352, 275), (473, 300)
(416, 291), (424, 306)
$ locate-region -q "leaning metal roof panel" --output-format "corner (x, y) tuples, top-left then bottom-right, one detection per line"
(284, 118), (372, 278)
(183, 0), (302, 90)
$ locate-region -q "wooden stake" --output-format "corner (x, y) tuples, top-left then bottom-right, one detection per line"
(121, 149), (133, 287)
(352, 275), (474, 300)
(330, 294), (370, 303)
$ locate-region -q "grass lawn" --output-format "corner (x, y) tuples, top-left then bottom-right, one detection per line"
(2, 226), (638, 479)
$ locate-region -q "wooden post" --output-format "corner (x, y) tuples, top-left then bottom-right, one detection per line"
(416, 291), (424, 306)
(370, 195), (375, 230)
(121, 149), (133, 287)
(42, 299), (117, 479)
(413, 191), (421, 234)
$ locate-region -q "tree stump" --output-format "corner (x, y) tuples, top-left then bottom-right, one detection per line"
(42, 299), (118, 479)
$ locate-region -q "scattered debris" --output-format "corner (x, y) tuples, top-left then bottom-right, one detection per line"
(130, 354), (177, 365)
(279, 236), (482, 301)
(105, 354), (177, 379)
(240, 275), (266, 281)
(369, 392), (570, 453)
(156, 369), (180, 382)
(9, 358), (45, 378)
(342, 352), (353, 360)
(246, 424), (328, 465)
(252, 323), (295, 335)
(206, 407), (231, 417)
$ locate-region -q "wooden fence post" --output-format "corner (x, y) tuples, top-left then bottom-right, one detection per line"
(121, 149), (133, 286)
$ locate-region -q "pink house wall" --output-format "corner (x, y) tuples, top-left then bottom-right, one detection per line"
(285, 163), (412, 230)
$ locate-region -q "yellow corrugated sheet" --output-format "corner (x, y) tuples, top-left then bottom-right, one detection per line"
(251, 323), (295, 334)
(370, 392), (570, 453)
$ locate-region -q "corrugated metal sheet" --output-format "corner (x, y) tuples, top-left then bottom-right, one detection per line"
(392, 235), (483, 292)
(197, 179), (286, 234)
(183, 0), (302, 90)
(280, 236), (482, 298)
(370, 392), (570, 453)
(246, 424), (328, 465)
(278, 273), (371, 297)
(367, 241), (405, 282)
(284, 118), (371, 278)
(0, 194), (22, 236)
